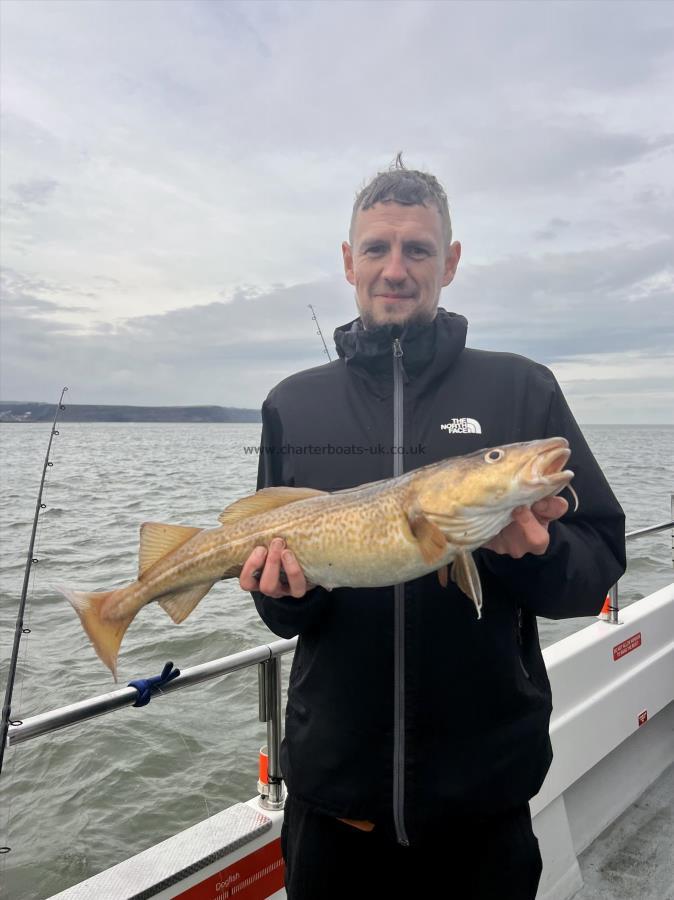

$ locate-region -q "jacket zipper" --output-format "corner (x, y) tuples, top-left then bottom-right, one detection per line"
(392, 337), (410, 846)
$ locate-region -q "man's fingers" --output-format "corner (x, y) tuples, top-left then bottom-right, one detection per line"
(282, 550), (309, 598)
(483, 506), (551, 558)
(511, 508), (549, 555)
(240, 540), (314, 599)
(531, 496), (568, 524)
(259, 537), (285, 595)
(483, 533), (505, 554)
(239, 545), (268, 591)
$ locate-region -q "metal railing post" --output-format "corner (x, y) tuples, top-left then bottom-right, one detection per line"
(602, 502), (674, 625)
(257, 656), (285, 810)
(608, 582), (620, 625)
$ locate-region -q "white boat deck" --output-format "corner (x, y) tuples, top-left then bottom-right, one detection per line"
(575, 762), (674, 900)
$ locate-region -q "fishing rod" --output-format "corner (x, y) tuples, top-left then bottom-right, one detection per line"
(307, 304), (332, 362)
(0, 387), (68, 777)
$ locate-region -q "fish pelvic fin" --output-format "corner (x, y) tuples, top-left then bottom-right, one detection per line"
(451, 552), (483, 619)
(59, 586), (134, 681)
(218, 486), (327, 525)
(406, 504), (448, 566)
(437, 565), (449, 588)
(158, 581), (217, 624)
(139, 523), (203, 579)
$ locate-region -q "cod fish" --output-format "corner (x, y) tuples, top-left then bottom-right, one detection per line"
(61, 438), (575, 678)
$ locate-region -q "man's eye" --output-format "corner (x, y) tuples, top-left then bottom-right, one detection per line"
(365, 245), (385, 255)
(408, 246), (429, 257)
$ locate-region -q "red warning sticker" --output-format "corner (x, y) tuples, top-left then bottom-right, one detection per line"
(638, 710), (648, 726)
(613, 632), (641, 661)
(174, 838), (284, 900)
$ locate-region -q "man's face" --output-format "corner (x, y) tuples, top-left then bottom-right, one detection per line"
(342, 201), (461, 329)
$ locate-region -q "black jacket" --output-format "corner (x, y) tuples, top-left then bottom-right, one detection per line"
(253, 308), (625, 845)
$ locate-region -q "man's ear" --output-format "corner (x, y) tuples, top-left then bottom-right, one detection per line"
(442, 241), (461, 287)
(342, 241), (355, 286)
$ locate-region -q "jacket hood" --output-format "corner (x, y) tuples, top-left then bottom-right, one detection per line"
(333, 307), (468, 395)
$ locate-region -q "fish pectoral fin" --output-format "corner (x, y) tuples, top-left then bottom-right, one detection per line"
(451, 552), (483, 619)
(139, 523), (203, 579)
(218, 486), (327, 525)
(158, 581), (217, 624)
(437, 565), (449, 588)
(407, 506), (448, 566)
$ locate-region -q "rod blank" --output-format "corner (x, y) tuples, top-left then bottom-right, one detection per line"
(1, 387), (68, 776)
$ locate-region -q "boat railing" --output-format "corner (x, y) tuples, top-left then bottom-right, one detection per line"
(5, 512), (674, 810)
(605, 505), (674, 624)
(6, 637), (296, 809)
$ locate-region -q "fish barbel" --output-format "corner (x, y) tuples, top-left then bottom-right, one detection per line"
(61, 437), (575, 678)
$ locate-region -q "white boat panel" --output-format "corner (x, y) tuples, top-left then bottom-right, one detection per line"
(533, 583), (674, 814)
(532, 585), (674, 900)
(564, 700), (674, 858)
(530, 795), (583, 900)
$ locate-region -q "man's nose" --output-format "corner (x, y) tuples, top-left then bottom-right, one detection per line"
(381, 249), (407, 283)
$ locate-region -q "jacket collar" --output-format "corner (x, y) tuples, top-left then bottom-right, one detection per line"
(333, 307), (467, 396)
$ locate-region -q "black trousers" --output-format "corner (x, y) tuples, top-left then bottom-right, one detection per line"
(281, 794), (542, 899)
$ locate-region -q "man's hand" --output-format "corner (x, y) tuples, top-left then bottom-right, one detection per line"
(483, 496), (568, 558)
(239, 537), (316, 599)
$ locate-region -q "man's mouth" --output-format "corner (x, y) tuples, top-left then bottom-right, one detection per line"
(376, 294), (415, 300)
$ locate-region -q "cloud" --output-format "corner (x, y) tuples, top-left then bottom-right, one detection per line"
(0, 268), (95, 316)
(550, 351), (674, 424)
(534, 218), (571, 241)
(0, 272), (355, 405)
(2, 234), (672, 422)
(9, 177), (59, 207)
(1, 0), (673, 421)
(452, 241), (674, 382)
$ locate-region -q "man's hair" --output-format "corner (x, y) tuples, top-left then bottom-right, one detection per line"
(349, 152), (452, 245)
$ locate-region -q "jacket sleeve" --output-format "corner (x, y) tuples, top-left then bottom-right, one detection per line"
(251, 397), (332, 639)
(477, 366), (626, 619)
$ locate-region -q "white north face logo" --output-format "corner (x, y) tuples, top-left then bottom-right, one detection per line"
(440, 417), (482, 434)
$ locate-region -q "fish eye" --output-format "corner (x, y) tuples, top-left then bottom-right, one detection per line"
(484, 449), (505, 463)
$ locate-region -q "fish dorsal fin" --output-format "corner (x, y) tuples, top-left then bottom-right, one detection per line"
(158, 581), (217, 624)
(332, 475), (389, 495)
(139, 522), (203, 578)
(406, 504), (448, 566)
(218, 486), (327, 525)
(451, 552), (483, 619)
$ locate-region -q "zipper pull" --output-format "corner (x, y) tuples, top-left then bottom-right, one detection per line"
(393, 338), (403, 358)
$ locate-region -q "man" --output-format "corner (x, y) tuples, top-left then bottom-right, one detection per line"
(240, 161), (625, 899)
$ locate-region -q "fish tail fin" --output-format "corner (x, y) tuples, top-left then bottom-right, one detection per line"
(58, 585), (135, 681)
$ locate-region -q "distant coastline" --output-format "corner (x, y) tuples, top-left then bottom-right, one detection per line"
(0, 402), (261, 423)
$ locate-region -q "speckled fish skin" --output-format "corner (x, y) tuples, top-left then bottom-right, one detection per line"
(62, 437), (574, 677)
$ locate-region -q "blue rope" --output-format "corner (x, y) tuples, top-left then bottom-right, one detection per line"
(128, 661), (180, 707)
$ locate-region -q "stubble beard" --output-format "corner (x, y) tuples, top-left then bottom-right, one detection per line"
(357, 296), (438, 331)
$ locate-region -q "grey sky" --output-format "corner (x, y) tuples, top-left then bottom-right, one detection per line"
(1, 0), (673, 422)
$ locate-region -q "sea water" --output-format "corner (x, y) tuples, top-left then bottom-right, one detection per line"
(0, 423), (672, 899)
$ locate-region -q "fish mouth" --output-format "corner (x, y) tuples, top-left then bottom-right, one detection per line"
(522, 438), (573, 488)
